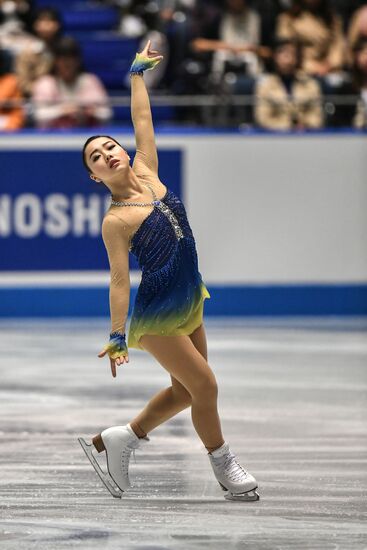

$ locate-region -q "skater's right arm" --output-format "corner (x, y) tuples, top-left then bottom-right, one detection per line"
(130, 40), (163, 178)
(98, 213), (131, 377)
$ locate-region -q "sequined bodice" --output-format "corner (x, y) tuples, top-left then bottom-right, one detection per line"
(129, 185), (196, 275)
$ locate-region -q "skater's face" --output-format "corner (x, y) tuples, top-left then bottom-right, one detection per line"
(84, 137), (130, 185)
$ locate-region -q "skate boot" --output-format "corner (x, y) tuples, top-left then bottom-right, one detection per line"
(78, 423), (150, 498)
(208, 442), (259, 501)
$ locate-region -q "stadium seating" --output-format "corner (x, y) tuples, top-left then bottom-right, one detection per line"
(74, 33), (139, 90)
(37, 2), (119, 31)
(33, 1), (175, 123)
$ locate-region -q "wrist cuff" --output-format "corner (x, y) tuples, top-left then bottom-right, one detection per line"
(105, 332), (128, 358)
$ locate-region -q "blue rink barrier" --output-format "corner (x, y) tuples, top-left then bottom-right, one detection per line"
(0, 284), (366, 317)
(1, 129), (366, 318)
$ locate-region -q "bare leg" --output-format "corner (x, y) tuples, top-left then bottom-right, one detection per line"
(189, 322), (208, 362)
(130, 380), (192, 438)
(186, 324), (223, 452)
(130, 323), (207, 437)
(132, 327), (225, 450)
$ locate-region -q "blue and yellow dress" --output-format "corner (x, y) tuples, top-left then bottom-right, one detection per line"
(127, 183), (210, 350)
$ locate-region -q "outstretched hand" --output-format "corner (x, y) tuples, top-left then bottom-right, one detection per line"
(98, 348), (129, 378)
(138, 39), (163, 64)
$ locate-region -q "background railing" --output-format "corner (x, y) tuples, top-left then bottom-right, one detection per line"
(1, 95), (365, 129)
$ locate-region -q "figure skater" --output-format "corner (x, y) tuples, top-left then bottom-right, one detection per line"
(78, 40), (259, 502)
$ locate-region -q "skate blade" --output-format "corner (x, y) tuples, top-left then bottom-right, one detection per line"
(218, 481), (259, 502)
(224, 489), (260, 502)
(78, 437), (123, 499)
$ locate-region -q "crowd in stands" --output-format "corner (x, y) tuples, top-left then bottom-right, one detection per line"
(0, 0), (366, 130)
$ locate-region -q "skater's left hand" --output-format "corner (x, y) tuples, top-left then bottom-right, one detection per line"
(130, 40), (163, 74)
(138, 39), (163, 64)
(98, 348), (129, 378)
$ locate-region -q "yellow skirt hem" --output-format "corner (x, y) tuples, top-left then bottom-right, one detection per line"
(128, 286), (210, 351)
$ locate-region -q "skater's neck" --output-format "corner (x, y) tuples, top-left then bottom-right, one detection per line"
(110, 168), (145, 202)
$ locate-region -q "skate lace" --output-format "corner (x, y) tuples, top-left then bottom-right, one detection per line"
(215, 451), (248, 482)
(120, 436), (150, 472)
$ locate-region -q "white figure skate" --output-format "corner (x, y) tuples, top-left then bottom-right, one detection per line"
(208, 442), (259, 501)
(78, 423), (150, 498)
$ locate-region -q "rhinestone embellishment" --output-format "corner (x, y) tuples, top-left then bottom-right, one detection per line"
(155, 201), (184, 240)
(111, 184), (184, 241)
(111, 199), (155, 207)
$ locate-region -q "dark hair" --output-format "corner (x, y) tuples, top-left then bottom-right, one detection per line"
(352, 37), (367, 91)
(271, 38), (302, 72)
(33, 6), (62, 26)
(82, 135), (122, 173)
(53, 35), (81, 58)
(31, 7), (63, 41)
(51, 36), (84, 76)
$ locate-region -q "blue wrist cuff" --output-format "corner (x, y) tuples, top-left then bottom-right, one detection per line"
(105, 332), (128, 358)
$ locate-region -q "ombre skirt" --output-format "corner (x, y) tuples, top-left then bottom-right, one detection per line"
(127, 238), (210, 351)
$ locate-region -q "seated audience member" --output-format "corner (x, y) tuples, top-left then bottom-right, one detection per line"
(15, 7), (62, 96)
(276, 0), (346, 77)
(191, 0), (266, 83)
(0, 47), (24, 130)
(0, 0), (39, 59)
(351, 37), (367, 129)
(255, 38), (323, 130)
(32, 37), (112, 129)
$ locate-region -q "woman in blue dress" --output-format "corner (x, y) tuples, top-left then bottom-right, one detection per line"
(78, 40), (259, 502)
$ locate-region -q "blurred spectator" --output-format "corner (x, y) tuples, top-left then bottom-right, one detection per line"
(139, 0), (191, 89)
(0, 0), (33, 31)
(32, 37), (112, 129)
(15, 7), (62, 96)
(276, 0), (346, 76)
(115, 0), (168, 89)
(351, 36), (367, 128)
(150, 0), (221, 121)
(348, 5), (367, 58)
(117, 0), (147, 37)
(0, 0), (38, 60)
(192, 0), (264, 84)
(255, 38), (323, 130)
(332, 1), (367, 29)
(0, 47), (24, 130)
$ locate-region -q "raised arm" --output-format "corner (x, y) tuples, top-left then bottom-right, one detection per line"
(130, 40), (163, 175)
(98, 213), (131, 377)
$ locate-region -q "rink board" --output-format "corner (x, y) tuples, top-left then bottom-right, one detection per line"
(0, 130), (366, 316)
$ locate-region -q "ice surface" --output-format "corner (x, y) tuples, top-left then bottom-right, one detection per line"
(0, 317), (366, 549)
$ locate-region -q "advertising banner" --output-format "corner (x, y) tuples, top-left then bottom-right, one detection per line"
(0, 149), (182, 271)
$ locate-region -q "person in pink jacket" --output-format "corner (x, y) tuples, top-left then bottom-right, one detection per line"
(32, 36), (112, 128)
